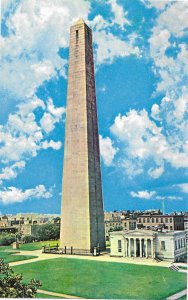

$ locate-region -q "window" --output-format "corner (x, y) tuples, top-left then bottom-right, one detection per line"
(156, 218), (158, 223)
(161, 241), (165, 250)
(152, 218), (154, 223)
(147, 218), (150, 223)
(124, 223), (127, 227)
(175, 241), (177, 250)
(143, 218), (145, 223)
(170, 226), (173, 230)
(161, 218), (163, 223)
(118, 240), (122, 252)
(76, 30), (79, 42)
(165, 218), (168, 223)
(139, 218), (141, 223)
(170, 218), (172, 223)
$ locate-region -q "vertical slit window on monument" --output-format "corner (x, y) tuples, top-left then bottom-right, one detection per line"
(76, 30), (79, 42)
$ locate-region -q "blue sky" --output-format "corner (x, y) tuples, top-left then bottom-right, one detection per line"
(0, 0), (188, 214)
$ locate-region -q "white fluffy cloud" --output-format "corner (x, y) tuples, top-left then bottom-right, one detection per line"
(148, 165), (164, 179)
(110, 107), (188, 177)
(109, 0), (131, 29)
(99, 135), (118, 166)
(42, 140), (62, 151)
(177, 183), (188, 194)
(130, 190), (156, 199)
(0, 97), (65, 182)
(142, 0), (172, 10)
(0, 184), (52, 204)
(0, 161), (25, 184)
(149, 1), (188, 94)
(93, 30), (140, 65)
(40, 98), (65, 133)
(156, 195), (183, 201)
(1, 0), (90, 98)
(1, 0), (141, 99)
(104, 1), (188, 180)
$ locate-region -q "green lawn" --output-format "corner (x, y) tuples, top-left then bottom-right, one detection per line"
(0, 240), (59, 252)
(0, 251), (37, 263)
(36, 293), (63, 298)
(178, 266), (187, 270)
(13, 258), (187, 299)
(178, 296), (187, 300)
(18, 240), (59, 251)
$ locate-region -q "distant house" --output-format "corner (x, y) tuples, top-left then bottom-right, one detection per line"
(137, 213), (184, 231)
(110, 229), (187, 262)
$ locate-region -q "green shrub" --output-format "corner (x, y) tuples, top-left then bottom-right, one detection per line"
(0, 259), (41, 297)
(0, 233), (15, 246)
(22, 235), (38, 244)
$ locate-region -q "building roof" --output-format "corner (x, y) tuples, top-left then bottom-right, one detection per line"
(110, 229), (186, 238)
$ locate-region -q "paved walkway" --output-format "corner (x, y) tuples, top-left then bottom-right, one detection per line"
(37, 289), (84, 299)
(9, 249), (173, 268)
(166, 288), (187, 300)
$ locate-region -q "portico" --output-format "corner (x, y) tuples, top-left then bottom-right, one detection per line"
(125, 237), (154, 258)
(110, 230), (155, 259)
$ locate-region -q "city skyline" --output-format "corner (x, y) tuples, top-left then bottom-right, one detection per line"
(1, 0), (187, 214)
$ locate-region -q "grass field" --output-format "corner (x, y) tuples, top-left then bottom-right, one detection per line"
(18, 240), (59, 251)
(0, 251), (37, 263)
(0, 240), (59, 252)
(13, 258), (187, 299)
(36, 293), (63, 298)
(179, 296), (187, 300)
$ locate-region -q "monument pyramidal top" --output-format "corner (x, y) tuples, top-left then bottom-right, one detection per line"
(74, 17), (86, 25)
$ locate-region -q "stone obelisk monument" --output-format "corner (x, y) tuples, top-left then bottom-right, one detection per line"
(60, 18), (105, 253)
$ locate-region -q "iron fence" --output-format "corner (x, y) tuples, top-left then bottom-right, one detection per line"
(42, 245), (100, 256)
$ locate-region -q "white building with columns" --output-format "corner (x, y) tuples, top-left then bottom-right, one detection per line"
(110, 229), (187, 262)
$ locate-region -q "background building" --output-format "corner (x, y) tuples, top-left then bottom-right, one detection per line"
(137, 213), (184, 231)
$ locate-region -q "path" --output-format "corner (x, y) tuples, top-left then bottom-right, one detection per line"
(37, 289), (84, 299)
(9, 249), (173, 268)
(166, 288), (187, 300)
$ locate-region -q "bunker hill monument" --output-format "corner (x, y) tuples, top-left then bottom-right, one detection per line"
(60, 19), (105, 253)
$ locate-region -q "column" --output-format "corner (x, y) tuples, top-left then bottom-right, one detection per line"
(129, 238), (131, 257)
(134, 238), (137, 257)
(140, 239), (142, 257)
(151, 239), (154, 258)
(145, 238), (148, 258)
(125, 239), (127, 257)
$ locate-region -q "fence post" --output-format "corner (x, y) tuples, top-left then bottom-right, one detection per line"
(65, 246), (66, 254)
(71, 246), (73, 254)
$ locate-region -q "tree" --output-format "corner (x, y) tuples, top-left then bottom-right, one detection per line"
(0, 259), (41, 298)
(22, 235), (38, 244)
(53, 217), (61, 224)
(109, 226), (123, 232)
(36, 223), (60, 241)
